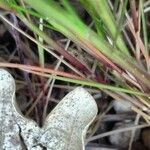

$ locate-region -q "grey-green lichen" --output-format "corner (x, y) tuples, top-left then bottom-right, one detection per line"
(0, 69), (98, 150)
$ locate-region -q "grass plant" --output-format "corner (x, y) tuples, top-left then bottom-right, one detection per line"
(0, 0), (150, 148)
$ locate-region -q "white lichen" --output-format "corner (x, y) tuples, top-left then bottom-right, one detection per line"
(113, 99), (132, 113)
(0, 69), (98, 150)
(109, 122), (140, 148)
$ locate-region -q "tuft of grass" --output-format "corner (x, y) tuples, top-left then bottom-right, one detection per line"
(0, 0), (150, 138)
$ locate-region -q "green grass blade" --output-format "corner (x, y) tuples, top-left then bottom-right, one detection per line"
(36, 72), (148, 96)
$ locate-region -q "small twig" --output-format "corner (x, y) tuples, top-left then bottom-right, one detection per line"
(128, 114), (140, 150)
(0, 62), (84, 80)
(129, 0), (138, 32)
(87, 124), (150, 142)
(42, 40), (71, 121)
(132, 106), (150, 123)
(126, 12), (150, 66)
